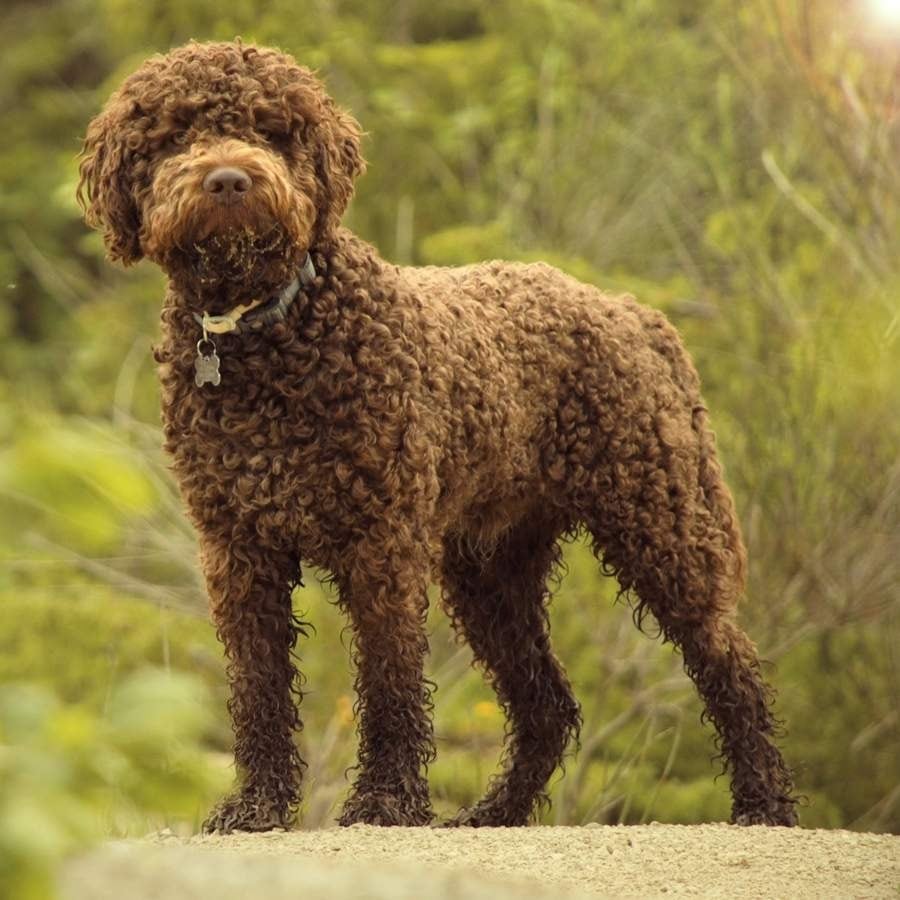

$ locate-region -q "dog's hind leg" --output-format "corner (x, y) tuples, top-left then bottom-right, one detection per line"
(441, 513), (582, 826)
(671, 615), (798, 825)
(586, 404), (798, 826)
(200, 536), (306, 834)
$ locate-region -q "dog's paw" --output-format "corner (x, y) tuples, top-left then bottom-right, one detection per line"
(442, 802), (529, 828)
(338, 790), (433, 827)
(202, 789), (295, 834)
(731, 801), (799, 827)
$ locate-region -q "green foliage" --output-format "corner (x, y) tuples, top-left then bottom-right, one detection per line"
(1, 418), (157, 552)
(0, 670), (225, 900)
(0, 4), (898, 892)
(0, 590), (220, 709)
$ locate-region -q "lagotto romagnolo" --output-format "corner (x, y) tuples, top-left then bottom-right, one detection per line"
(78, 40), (797, 832)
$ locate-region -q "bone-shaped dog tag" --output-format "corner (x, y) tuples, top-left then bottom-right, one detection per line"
(194, 338), (222, 387)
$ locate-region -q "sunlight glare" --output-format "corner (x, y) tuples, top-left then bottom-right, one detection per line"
(869, 0), (900, 25)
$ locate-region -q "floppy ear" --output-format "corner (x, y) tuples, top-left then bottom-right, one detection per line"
(313, 103), (366, 240)
(76, 107), (143, 265)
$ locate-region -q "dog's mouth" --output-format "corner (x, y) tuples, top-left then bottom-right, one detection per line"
(185, 224), (303, 308)
(192, 224), (286, 280)
(189, 192), (276, 243)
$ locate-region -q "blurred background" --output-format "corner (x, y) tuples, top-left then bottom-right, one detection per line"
(1, 0), (899, 894)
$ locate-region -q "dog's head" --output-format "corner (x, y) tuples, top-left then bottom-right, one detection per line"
(77, 41), (364, 284)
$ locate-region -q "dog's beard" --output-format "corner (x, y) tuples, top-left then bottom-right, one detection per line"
(187, 224), (302, 307)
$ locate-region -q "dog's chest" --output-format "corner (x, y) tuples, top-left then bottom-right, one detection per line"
(160, 356), (397, 565)
(163, 367), (317, 517)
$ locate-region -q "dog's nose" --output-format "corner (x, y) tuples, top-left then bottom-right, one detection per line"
(203, 167), (252, 197)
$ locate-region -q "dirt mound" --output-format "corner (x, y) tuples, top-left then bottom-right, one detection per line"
(62, 823), (899, 899)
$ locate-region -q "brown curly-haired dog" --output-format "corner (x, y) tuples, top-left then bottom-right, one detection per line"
(78, 40), (797, 832)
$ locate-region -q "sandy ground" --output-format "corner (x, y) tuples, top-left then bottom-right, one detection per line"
(62, 823), (899, 900)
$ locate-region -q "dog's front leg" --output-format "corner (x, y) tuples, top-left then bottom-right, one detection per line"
(337, 542), (434, 826)
(200, 535), (306, 833)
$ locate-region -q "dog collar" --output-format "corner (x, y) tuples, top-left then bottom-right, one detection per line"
(192, 252), (316, 335)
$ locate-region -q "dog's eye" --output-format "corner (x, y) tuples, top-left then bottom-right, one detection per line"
(169, 130), (189, 148)
(258, 128), (291, 148)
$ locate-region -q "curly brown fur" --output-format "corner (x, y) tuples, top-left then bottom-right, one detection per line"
(200, 533), (307, 832)
(78, 39), (797, 831)
(441, 513), (583, 827)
